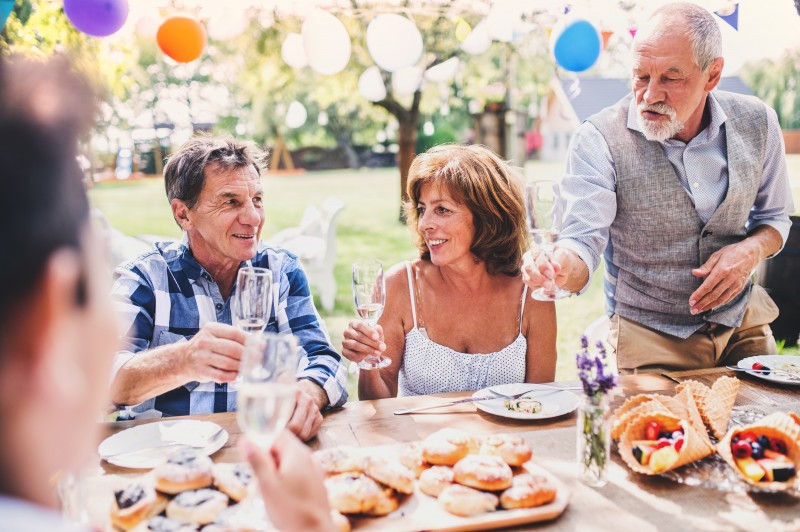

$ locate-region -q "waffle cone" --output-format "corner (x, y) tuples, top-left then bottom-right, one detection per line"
(717, 413), (800, 491)
(674, 387), (711, 444)
(612, 400), (670, 439)
(703, 376), (740, 439)
(613, 394), (659, 419)
(619, 412), (714, 475)
(674, 380), (709, 413)
(788, 412), (800, 432)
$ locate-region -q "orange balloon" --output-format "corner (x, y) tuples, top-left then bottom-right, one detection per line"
(157, 15), (207, 63)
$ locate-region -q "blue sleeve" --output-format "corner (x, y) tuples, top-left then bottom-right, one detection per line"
(277, 256), (348, 408)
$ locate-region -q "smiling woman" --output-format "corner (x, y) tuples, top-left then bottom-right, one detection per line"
(341, 144), (557, 400)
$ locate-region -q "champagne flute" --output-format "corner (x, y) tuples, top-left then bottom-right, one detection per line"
(525, 180), (572, 301)
(232, 267), (273, 334)
(352, 260), (390, 370)
(236, 332), (298, 527)
(237, 332), (299, 449)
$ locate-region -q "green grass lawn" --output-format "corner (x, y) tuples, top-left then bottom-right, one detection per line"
(89, 155), (800, 399)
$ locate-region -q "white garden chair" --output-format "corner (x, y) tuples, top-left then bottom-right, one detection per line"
(265, 198), (345, 312)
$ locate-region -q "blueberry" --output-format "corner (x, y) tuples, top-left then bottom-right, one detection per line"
(761, 366), (772, 375)
(658, 431), (672, 440)
(750, 441), (764, 459)
(757, 435), (771, 451)
(732, 434), (740, 444)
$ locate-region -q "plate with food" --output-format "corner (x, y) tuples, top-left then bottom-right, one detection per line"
(98, 420), (228, 469)
(471, 383), (581, 420)
(736, 355), (800, 386)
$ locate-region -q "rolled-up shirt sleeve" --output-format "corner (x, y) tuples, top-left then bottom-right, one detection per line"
(558, 122), (619, 293)
(278, 256), (348, 408)
(110, 265), (156, 382)
(746, 104), (794, 250)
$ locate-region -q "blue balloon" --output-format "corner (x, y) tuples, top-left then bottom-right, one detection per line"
(64, 0), (129, 38)
(0, 0), (13, 32)
(552, 19), (601, 73)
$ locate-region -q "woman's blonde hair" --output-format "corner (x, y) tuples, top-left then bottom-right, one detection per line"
(404, 144), (528, 276)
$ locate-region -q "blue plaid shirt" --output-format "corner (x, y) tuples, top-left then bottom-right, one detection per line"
(111, 239), (348, 419)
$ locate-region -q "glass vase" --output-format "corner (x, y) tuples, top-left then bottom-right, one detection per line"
(577, 394), (611, 487)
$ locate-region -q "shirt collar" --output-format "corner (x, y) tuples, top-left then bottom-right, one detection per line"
(172, 236), (257, 285)
(626, 91), (728, 145)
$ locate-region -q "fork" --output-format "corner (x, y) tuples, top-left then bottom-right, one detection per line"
(393, 390), (539, 415)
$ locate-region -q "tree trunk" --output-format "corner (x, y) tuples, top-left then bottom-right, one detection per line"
(336, 135), (361, 169)
(397, 117), (417, 221)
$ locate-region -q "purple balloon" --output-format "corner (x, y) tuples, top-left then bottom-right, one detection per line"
(64, 0), (129, 37)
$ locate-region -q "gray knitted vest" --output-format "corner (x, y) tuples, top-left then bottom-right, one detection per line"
(586, 91), (768, 338)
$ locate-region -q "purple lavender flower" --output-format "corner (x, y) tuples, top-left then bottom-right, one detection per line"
(576, 335), (618, 398)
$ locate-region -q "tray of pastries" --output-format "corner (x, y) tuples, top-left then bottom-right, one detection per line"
(87, 429), (568, 531)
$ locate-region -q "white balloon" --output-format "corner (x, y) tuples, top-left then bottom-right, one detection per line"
(358, 66), (386, 102)
(302, 9), (351, 76)
(281, 33), (307, 69)
(285, 101), (307, 129)
(366, 14), (423, 72)
(460, 21), (492, 55)
(486, 1), (520, 43)
(135, 16), (158, 39)
(391, 66), (423, 96)
(208, 11), (248, 41)
(424, 57), (460, 83)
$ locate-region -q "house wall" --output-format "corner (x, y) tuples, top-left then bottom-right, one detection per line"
(539, 91), (576, 162)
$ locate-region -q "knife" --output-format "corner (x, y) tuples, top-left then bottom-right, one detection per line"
(393, 396), (506, 415)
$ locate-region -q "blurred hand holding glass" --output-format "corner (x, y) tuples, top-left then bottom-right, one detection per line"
(352, 260), (390, 370)
(237, 332), (299, 449)
(525, 180), (572, 301)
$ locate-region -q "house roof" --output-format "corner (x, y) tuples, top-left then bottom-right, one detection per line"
(558, 77), (755, 123)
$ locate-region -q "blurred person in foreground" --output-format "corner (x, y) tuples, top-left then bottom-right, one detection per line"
(342, 144), (557, 399)
(0, 56), (332, 532)
(109, 136), (347, 440)
(523, 3), (794, 374)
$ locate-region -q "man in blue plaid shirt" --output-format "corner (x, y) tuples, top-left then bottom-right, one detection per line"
(110, 137), (347, 440)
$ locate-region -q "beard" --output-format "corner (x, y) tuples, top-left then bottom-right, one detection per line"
(637, 102), (685, 141)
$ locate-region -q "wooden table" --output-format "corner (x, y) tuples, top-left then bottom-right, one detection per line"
(101, 368), (800, 530)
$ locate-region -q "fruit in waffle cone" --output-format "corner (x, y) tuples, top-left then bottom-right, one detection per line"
(611, 394), (691, 440)
(619, 413), (714, 475)
(717, 412), (800, 490)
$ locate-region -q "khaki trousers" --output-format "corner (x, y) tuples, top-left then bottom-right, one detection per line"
(608, 285), (780, 375)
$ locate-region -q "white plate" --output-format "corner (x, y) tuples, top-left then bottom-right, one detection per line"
(472, 383), (581, 420)
(98, 420), (228, 469)
(737, 355), (800, 386)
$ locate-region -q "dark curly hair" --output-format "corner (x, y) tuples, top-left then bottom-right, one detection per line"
(404, 144), (528, 277)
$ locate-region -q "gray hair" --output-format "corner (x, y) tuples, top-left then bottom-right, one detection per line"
(163, 135), (267, 212)
(647, 2), (722, 72)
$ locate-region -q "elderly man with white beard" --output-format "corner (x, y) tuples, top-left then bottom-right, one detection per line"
(523, 2), (794, 374)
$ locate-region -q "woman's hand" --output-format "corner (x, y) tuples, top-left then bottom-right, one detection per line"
(242, 431), (334, 532)
(341, 320), (387, 364)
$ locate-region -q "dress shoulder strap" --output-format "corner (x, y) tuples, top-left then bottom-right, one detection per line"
(405, 261), (418, 328)
(519, 284), (528, 334)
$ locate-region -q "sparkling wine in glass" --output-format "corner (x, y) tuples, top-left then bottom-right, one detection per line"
(236, 331), (298, 526)
(352, 260), (390, 370)
(232, 267), (273, 334)
(237, 332), (299, 449)
(525, 180), (572, 301)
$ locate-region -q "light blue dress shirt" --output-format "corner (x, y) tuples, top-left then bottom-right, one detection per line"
(558, 91), (794, 293)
